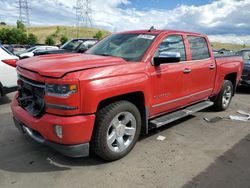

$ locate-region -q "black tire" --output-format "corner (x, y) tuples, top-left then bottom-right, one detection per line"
(213, 80), (233, 111)
(91, 101), (141, 161)
(0, 82), (3, 97)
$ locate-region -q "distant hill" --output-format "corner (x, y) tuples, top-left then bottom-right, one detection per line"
(211, 42), (249, 51)
(0, 25), (111, 44)
(0, 25), (249, 50)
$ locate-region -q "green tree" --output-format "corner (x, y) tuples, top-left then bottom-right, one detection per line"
(16, 20), (26, 32)
(0, 22), (6, 25)
(0, 21), (34, 44)
(11, 28), (28, 44)
(45, 35), (55, 45)
(93, 31), (103, 39)
(52, 26), (61, 38)
(27, 33), (38, 45)
(60, 35), (68, 45)
(0, 28), (10, 43)
(0, 28), (27, 44)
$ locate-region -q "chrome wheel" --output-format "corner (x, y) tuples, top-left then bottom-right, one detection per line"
(222, 85), (232, 108)
(107, 111), (136, 153)
(92, 101), (141, 161)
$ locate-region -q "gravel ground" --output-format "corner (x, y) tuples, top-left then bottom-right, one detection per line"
(0, 89), (250, 188)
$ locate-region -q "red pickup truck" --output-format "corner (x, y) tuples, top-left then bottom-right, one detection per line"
(12, 29), (243, 161)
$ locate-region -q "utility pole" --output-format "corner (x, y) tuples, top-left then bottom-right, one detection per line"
(75, 0), (93, 37)
(18, 0), (30, 26)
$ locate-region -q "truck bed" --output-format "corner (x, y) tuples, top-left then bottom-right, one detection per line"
(212, 55), (243, 96)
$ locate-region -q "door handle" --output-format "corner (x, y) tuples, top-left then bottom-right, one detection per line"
(183, 68), (192, 74)
(209, 65), (215, 70)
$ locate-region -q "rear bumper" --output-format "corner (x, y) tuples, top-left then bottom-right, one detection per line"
(11, 96), (96, 157)
(13, 118), (89, 157)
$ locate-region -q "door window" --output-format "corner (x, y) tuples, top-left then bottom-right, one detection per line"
(188, 36), (210, 60)
(155, 35), (186, 61)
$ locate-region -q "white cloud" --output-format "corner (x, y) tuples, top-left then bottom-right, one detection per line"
(0, 0), (250, 44)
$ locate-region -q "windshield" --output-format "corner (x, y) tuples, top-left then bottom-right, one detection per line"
(87, 34), (157, 62)
(1, 46), (14, 55)
(61, 39), (85, 50)
(25, 47), (37, 52)
(242, 51), (250, 60)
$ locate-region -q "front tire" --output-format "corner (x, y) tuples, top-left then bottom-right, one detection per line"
(213, 80), (233, 111)
(91, 101), (141, 161)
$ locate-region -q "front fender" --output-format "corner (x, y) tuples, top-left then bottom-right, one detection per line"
(81, 73), (150, 114)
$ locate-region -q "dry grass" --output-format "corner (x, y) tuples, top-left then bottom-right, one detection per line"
(0, 25), (249, 49)
(0, 25), (110, 44)
(211, 42), (249, 51)
(27, 26), (110, 44)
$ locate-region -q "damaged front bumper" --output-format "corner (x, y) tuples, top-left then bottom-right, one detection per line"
(13, 117), (90, 158)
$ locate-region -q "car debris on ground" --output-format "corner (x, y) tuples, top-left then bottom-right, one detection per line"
(156, 135), (166, 141)
(229, 115), (249, 122)
(229, 110), (250, 122)
(203, 116), (224, 123)
(204, 110), (250, 123)
(237, 110), (250, 117)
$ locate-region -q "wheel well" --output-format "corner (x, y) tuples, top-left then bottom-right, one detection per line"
(97, 92), (145, 114)
(224, 73), (237, 95)
(97, 92), (147, 133)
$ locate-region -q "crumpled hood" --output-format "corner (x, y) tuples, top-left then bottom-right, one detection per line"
(17, 53), (127, 78)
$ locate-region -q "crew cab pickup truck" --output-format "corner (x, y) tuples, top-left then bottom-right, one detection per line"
(11, 29), (243, 161)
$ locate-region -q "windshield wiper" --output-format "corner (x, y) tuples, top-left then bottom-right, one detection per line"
(93, 53), (128, 61)
(95, 53), (112, 56)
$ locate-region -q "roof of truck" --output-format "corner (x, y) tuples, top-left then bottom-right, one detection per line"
(118, 29), (203, 36)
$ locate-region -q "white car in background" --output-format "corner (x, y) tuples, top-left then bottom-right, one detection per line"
(0, 45), (19, 97)
(18, 45), (59, 59)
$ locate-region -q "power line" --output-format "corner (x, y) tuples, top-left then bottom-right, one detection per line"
(18, 0), (30, 26)
(75, 0), (93, 36)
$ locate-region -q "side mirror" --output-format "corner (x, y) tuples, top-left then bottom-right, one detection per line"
(78, 46), (88, 53)
(153, 52), (181, 66)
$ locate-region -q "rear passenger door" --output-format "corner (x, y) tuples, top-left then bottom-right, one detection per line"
(186, 36), (216, 102)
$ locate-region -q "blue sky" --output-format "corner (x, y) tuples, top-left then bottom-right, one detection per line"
(0, 0), (250, 44)
(119, 0), (211, 10)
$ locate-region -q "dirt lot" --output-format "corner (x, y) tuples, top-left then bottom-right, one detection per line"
(0, 89), (250, 188)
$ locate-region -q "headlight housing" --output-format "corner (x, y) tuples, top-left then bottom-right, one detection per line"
(45, 83), (77, 97)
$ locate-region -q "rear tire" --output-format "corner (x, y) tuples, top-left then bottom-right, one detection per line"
(91, 101), (141, 161)
(213, 80), (233, 111)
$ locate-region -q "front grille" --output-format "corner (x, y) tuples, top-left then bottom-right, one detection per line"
(17, 75), (45, 117)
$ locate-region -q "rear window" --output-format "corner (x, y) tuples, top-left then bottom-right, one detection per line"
(188, 36), (210, 60)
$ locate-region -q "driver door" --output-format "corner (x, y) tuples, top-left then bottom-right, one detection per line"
(149, 34), (190, 116)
